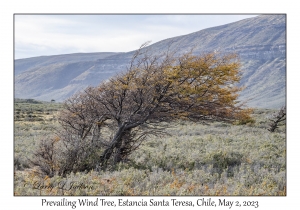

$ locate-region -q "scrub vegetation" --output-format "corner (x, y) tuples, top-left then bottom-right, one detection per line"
(14, 45), (285, 196)
(14, 103), (286, 195)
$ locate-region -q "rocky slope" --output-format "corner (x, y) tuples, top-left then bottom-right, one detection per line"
(15, 14), (286, 108)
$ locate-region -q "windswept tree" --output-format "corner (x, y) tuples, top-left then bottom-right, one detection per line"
(268, 106), (286, 132)
(32, 44), (253, 175)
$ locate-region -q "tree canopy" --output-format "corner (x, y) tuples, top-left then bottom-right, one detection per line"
(32, 44), (253, 176)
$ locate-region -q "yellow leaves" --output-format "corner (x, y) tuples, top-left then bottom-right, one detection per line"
(187, 184), (196, 193)
(124, 188), (136, 196)
(71, 112), (80, 117)
(120, 84), (129, 90)
(234, 108), (255, 125)
(54, 136), (60, 143)
(170, 178), (184, 189)
(246, 157), (252, 164)
(169, 168), (186, 190)
(214, 185), (228, 196)
(276, 186), (286, 196)
(204, 184), (210, 192)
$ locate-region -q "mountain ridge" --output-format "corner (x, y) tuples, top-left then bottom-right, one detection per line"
(14, 15), (286, 108)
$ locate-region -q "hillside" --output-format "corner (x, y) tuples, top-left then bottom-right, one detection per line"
(14, 14), (286, 108)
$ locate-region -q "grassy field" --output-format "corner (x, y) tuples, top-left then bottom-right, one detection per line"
(14, 99), (286, 196)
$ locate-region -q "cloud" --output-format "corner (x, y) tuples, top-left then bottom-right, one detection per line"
(14, 14), (257, 59)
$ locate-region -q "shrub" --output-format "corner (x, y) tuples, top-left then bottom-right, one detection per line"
(234, 108), (255, 125)
(268, 106), (286, 132)
(29, 137), (60, 177)
(208, 151), (243, 177)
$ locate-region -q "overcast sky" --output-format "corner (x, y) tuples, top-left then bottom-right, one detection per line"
(15, 14), (257, 59)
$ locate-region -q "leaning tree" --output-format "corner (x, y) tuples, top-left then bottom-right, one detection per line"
(32, 44), (253, 175)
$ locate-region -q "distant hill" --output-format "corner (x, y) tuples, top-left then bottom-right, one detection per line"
(14, 15), (286, 108)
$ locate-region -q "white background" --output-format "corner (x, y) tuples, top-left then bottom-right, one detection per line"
(1, 0), (298, 209)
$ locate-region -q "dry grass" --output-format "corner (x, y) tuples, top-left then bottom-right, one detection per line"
(14, 101), (286, 196)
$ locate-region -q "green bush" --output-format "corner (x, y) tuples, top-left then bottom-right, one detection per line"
(208, 151), (243, 177)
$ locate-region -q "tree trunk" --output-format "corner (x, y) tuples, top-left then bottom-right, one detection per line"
(99, 125), (134, 168)
(99, 124), (126, 167)
(114, 129), (132, 164)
